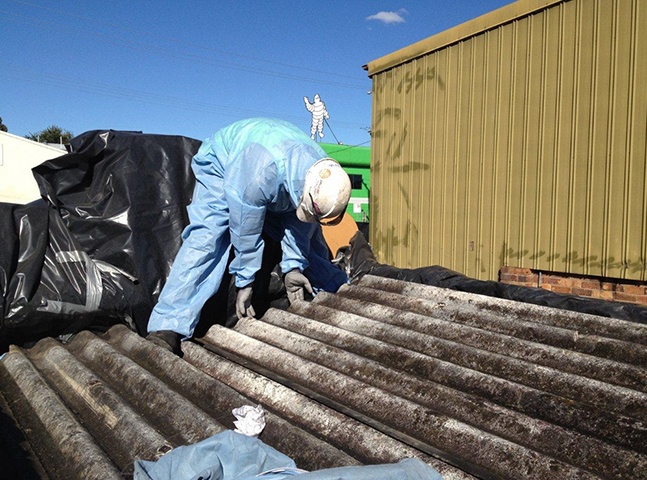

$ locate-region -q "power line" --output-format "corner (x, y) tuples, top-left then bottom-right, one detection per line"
(1, 0), (372, 143)
(0, 66), (369, 131)
(2, 1), (369, 89)
(8, 0), (361, 80)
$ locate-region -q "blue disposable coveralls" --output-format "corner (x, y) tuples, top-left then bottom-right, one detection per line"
(133, 430), (443, 480)
(148, 118), (348, 337)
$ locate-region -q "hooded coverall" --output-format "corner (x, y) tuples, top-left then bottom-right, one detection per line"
(147, 118), (348, 338)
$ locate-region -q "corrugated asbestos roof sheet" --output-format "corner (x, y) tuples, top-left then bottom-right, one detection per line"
(1, 275), (646, 480)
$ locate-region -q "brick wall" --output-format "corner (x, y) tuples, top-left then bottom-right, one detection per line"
(499, 266), (647, 306)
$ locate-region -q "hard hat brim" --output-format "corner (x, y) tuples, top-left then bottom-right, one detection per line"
(296, 201), (316, 223)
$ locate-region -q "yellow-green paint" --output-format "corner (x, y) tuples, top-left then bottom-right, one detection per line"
(366, 0), (647, 281)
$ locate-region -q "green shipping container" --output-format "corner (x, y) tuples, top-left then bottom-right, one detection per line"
(319, 143), (370, 225)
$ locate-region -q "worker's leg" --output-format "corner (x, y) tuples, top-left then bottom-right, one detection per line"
(148, 176), (230, 338)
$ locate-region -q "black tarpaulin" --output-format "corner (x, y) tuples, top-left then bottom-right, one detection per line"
(1, 130), (201, 349)
(345, 231), (647, 325)
(0, 202), (145, 349)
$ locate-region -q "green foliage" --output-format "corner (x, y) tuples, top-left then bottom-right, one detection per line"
(26, 125), (73, 144)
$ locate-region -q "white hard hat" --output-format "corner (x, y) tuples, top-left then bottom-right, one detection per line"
(296, 158), (351, 226)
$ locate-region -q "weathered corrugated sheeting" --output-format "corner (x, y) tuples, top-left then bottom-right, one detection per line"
(1, 275), (646, 479)
(365, 0), (647, 281)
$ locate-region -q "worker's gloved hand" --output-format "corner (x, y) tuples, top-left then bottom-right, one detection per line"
(236, 285), (256, 320)
(284, 269), (313, 304)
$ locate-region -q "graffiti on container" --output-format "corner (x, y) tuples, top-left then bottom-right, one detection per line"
(373, 107), (402, 129)
(370, 191), (411, 251)
(388, 161), (430, 174)
(396, 66), (445, 94)
(499, 244), (647, 274)
(372, 64), (446, 166)
(398, 183), (410, 209)
(372, 109), (408, 162)
(373, 66), (444, 95)
(374, 222), (412, 251)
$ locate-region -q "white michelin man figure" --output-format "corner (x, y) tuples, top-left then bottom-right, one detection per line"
(303, 94), (329, 140)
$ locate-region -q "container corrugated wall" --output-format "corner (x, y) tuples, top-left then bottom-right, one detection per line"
(366, 0), (647, 281)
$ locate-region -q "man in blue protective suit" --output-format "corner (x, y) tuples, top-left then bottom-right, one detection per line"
(147, 118), (352, 354)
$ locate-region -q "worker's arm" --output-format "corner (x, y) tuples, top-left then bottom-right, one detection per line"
(275, 214), (317, 304)
(224, 144), (279, 288)
(278, 214), (317, 274)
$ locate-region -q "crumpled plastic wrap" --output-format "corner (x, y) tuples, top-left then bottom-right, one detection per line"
(232, 404), (266, 437)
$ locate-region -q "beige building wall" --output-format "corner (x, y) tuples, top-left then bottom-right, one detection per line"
(365, 0), (647, 281)
(0, 131), (65, 204)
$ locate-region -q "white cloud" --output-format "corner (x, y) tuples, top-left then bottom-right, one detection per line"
(366, 9), (408, 24)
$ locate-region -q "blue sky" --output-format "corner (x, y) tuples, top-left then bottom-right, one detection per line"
(1, 0), (511, 147)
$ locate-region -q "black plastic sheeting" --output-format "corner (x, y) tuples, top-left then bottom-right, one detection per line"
(1, 130), (201, 350)
(345, 231), (647, 325)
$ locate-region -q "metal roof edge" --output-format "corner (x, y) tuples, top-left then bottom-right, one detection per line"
(363, 0), (564, 76)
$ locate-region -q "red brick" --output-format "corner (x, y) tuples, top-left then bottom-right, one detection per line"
(614, 292), (638, 303)
(518, 274), (538, 284)
(635, 295), (647, 306)
(572, 288), (594, 297)
(501, 266), (530, 275)
(569, 278), (584, 289)
(618, 284), (646, 296)
(556, 277), (577, 287)
(600, 291), (615, 301)
(581, 279), (601, 289)
(542, 276), (561, 285)
(551, 286), (572, 294)
(601, 282), (615, 291)
(513, 267), (533, 275)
